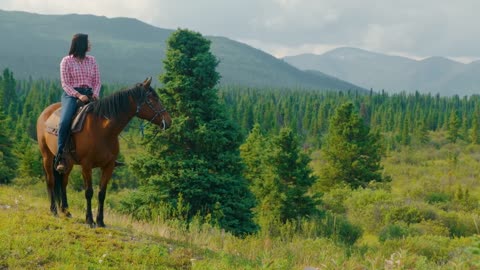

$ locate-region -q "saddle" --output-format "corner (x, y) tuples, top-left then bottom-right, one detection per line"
(45, 101), (94, 136)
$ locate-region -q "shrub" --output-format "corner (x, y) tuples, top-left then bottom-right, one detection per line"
(344, 188), (393, 231)
(438, 211), (478, 237)
(12, 176), (41, 187)
(379, 223), (410, 242)
(319, 212), (362, 245)
(336, 217), (362, 245)
(385, 205), (425, 225)
(425, 192), (451, 204)
(321, 185), (352, 214)
(409, 220), (450, 237)
(394, 235), (464, 264)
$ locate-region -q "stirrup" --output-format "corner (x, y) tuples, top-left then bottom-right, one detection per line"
(114, 160), (125, 167)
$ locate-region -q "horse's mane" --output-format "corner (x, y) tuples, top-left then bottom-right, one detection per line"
(90, 84), (149, 119)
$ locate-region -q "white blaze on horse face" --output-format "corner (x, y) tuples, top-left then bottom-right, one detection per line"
(143, 77), (152, 88)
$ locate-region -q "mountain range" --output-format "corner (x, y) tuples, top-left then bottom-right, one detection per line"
(0, 10), (362, 92)
(284, 47), (480, 96)
(2, 10), (478, 96)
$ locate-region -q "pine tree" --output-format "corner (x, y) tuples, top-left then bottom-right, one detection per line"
(320, 102), (385, 189)
(470, 107), (480, 145)
(400, 117), (411, 146)
(124, 29), (256, 235)
(460, 112), (469, 142)
(447, 110), (460, 143)
(414, 119), (430, 144)
(0, 69), (17, 111)
(240, 124), (282, 233)
(0, 109), (16, 183)
(15, 135), (43, 179)
(270, 127), (318, 221)
(240, 125), (318, 234)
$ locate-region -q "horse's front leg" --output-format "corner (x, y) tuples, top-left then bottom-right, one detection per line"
(96, 162), (115, 227)
(60, 167), (73, 217)
(82, 166), (95, 227)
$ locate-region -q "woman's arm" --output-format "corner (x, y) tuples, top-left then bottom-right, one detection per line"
(60, 57), (81, 97)
(91, 57), (101, 98)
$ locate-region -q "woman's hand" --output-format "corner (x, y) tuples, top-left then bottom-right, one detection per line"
(79, 95), (90, 103)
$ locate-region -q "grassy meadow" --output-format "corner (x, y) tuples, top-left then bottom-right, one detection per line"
(1, 131), (480, 269)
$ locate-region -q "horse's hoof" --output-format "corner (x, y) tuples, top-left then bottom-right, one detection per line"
(97, 221), (106, 228)
(86, 219), (96, 228)
(51, 206), (58, 216)
(62, 209), (72, 218)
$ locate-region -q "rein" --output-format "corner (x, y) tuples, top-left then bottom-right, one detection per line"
(134, 91), (168, 145)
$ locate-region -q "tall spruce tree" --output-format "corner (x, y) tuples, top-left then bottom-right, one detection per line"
(0, 109), (16, 183)
(470, 107), (480, 145)
(240, 124), (282, 232)
(240, 125), (318, 234)
(124, 29), (256, 235)
(320, 102), (385, 189)
(447, 110), (460, 143)
(414, 119), (430, 144)
(0, 69), (17, 111)
(270, 127), (318, 221)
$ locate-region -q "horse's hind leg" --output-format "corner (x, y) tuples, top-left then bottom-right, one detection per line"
(42, 155), (57, 216)
(60, 167), (72, 217)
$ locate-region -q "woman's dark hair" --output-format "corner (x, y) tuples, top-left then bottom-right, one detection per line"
(68, 33), (89, 59)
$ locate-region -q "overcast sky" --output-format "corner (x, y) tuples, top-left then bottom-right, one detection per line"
(1, 0), (478, 63)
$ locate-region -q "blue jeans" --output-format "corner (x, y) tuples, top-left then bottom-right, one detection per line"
(57, 88), (92, 155)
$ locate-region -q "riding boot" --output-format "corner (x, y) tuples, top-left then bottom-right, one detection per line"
(55, 153), (66, 173)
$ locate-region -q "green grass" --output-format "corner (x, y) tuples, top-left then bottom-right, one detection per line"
(1, 182), (479, 269)
(3, 132), (480, 269)
(0, 184), (250, 269)
(1, 189), (173, 269)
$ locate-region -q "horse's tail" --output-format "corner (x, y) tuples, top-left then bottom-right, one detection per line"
(52, 164), (63, 207)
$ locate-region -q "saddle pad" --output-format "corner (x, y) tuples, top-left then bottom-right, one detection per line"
(45, 103), (93, 136)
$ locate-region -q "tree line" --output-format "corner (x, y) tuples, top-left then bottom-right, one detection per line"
(220, 87), (480, 148)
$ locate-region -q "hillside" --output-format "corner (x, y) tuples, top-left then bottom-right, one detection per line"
(0, 184), (253, 269)
(0, 10), (364, 91)
(2, 135), (480, 268)
(284, 47), (480, 95)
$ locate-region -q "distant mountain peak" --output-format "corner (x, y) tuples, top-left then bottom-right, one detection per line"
(321, 47), (380, 61)
(284, 46), (479, 96)
(419, 56), (463, 65)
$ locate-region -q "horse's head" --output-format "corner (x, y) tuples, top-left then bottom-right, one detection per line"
(135, 77), (172, 129)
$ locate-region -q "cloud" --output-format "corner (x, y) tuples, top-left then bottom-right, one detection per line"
(1, 0), (479, 59)
(238, 39), (342, 58)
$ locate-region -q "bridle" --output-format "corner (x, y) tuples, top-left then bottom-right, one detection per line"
(131, 87), (170, 145)
(135, 88), (168, 130)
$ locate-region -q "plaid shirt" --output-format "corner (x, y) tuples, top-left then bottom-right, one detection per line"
(60, 55), (101, 98)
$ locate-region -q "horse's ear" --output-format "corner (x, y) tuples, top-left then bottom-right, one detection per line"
(143, 77), (152, 88)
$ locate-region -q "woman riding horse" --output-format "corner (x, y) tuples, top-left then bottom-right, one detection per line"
(37, 77), (171, 227)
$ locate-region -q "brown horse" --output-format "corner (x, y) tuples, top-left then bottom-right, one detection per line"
(36, 77), (171, 227)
